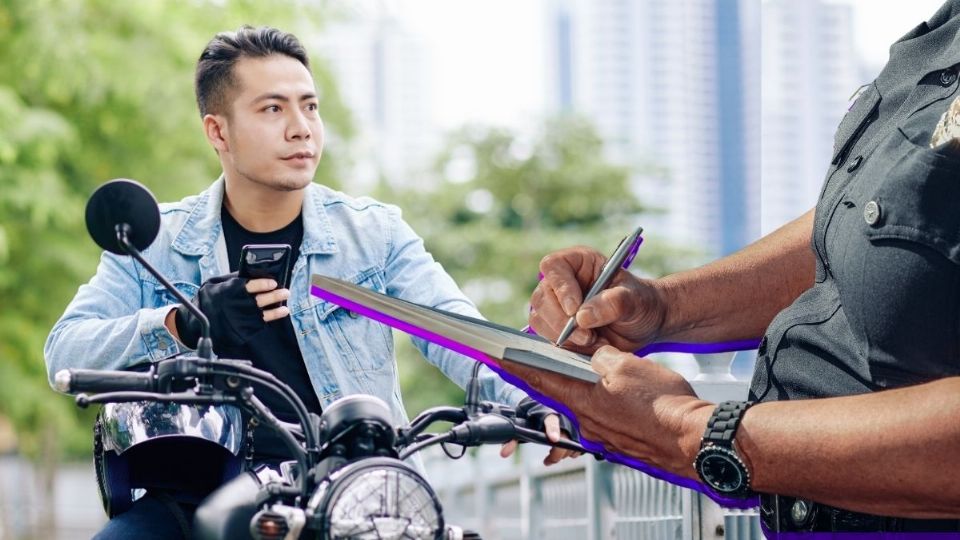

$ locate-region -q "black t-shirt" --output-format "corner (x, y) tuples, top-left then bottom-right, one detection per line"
(220, 206), (323, 461)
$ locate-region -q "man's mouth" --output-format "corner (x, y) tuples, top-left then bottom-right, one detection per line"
(281, 151), (316, 160)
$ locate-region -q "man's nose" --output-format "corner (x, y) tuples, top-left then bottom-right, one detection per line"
(286, 110), (312, 140)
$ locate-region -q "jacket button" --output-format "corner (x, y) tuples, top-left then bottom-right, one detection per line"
(941, 69), (958, 86)
(863, 201), (881, 225)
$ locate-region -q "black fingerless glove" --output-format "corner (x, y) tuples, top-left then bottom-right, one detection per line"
(516, 396), (578, 441)
(173, 273), (265, 350)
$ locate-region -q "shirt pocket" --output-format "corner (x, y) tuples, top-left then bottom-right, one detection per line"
(864, 127), (960, 261)
(853, 127), (960, 374)
(307, 268), (394, 374)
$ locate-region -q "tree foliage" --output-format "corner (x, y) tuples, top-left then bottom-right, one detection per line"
(0, 0), (352, 458)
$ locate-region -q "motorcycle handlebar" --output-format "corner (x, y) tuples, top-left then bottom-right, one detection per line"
(398, 409), (595, 460)
(54, 368), (156, 394)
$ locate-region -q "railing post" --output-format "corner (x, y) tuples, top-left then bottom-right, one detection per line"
(587, 460), (614, 540)
(690, 351), (751, 405)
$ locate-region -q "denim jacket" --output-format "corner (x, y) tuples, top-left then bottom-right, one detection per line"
(45, 178), (525, 427)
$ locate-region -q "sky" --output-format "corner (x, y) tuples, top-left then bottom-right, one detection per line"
(378, 0), (952, 130)
(834, 0), (949, 69)
(390, 0), (547, 130)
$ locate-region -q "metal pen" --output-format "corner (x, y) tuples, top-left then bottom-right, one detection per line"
(555, 225), (644, 347)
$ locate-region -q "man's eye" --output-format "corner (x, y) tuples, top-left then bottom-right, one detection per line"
(264, 105), (281, 113)
(306, 103), (318, 112)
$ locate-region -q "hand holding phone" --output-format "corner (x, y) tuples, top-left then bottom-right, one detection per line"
(238, 244), (292, 311)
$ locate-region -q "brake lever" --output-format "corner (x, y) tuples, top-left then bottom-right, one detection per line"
(75, 390), (238, 408)
(511, 425), (601, 459)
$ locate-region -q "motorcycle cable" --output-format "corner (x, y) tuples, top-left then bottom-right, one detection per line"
(398, 432), (457, 460)
(204, 368), (315, 449)
(199, 360), (318, 454)
(397, 406), (467, 447)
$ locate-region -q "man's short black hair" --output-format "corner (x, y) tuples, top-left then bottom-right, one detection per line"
(195, 25), (310, 117)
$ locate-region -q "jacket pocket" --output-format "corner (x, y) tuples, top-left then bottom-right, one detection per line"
(152, 281), (200, 307)
(309, 268), (394, 374)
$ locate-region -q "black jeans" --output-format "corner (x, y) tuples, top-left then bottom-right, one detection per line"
(760, 495), (960, 533)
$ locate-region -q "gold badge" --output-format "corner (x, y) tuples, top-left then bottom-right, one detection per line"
(930, 96), (960, 150)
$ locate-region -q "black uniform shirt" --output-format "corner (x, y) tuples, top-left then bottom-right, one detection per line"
(750, 0), (960, 402)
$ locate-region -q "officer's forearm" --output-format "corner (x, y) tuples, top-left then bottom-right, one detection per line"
(655, 209), (815, 343)
(738, 376), (960, 517)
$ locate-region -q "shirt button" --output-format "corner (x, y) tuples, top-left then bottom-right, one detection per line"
(941, 69), (958, 86)
(863, 200), (881, 225)
(791, 499), (812, 526)
(846, 155), (863, 173)
(348, 310), (360, 319)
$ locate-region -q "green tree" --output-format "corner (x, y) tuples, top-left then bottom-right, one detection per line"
(378, 115), (697, 415)
(0, 0), (353, 466)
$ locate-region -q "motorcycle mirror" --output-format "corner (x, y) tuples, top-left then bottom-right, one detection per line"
(85, 179), (161, 255)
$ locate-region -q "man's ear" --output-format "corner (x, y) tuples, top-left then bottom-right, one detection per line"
(202, 114), (229, 154)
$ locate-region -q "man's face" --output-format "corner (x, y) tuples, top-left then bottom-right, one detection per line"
(213, 54), (324, 192)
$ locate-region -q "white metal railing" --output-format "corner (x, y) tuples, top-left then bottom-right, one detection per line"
(423, 351), (763, 540)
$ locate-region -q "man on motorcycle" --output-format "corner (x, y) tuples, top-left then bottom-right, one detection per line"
(45, 25), (574, 539)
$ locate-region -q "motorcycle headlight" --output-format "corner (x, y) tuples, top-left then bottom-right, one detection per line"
(310, 457), (444, 540)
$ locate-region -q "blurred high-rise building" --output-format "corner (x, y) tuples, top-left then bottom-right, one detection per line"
(317, 10), (436, 188)
(546, 0), (761, 258)
(760, 0), (859, 234)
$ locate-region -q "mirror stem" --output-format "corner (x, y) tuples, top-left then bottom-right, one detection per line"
(116, 224), (214, 360)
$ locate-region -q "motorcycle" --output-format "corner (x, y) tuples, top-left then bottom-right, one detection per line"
(56, 179), (593, 539)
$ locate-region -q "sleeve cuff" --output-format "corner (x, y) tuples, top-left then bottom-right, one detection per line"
(139, 305), (188, 360)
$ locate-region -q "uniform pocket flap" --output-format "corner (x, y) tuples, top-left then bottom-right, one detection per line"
(862, 131), (960, 264)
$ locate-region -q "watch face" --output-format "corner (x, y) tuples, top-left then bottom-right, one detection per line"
(697, 451), (746, 493)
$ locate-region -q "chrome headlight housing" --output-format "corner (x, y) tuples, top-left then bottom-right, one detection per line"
(308, 457), (444, 540)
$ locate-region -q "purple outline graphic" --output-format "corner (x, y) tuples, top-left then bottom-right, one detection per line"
(310, 284), (758, 509)
(636, 339), (762, 356)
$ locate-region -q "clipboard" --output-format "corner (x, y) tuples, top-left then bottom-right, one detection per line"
(309, 274), (599, 383)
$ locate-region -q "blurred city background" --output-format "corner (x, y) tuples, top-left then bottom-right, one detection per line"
(0, 0), (947, 537)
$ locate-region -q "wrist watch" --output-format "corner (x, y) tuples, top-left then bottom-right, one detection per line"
(694, 400), (755, 497)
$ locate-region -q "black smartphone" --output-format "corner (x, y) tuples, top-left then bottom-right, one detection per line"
(238, 244), (292, 290)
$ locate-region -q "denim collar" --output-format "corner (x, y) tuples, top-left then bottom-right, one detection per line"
(170, 176), (340, 257)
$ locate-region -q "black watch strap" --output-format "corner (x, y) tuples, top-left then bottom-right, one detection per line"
(701, 400), (754, 448)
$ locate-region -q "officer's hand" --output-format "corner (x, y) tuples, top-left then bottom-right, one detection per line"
(530, 247), (667, 353)
(500, 346), (713, 480)
(172, 274), (289, 349)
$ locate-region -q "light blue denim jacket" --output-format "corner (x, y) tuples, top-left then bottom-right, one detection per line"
(45, 178), (526, 427)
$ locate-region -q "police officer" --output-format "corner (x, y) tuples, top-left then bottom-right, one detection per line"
(504, 0), (960, 533)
